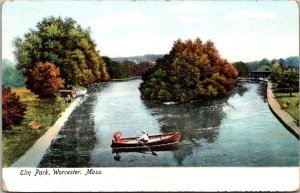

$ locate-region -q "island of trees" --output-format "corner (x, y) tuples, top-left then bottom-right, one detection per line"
(139, 38), (238, 103)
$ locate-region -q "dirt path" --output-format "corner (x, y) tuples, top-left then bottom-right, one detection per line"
(10, 97), (82, 167)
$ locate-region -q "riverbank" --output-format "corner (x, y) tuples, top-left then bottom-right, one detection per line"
(111, 76), (141, 82)
(10, 97), (82, 167)
(267, 82), (300, 139)
(2, 88), (70, 167)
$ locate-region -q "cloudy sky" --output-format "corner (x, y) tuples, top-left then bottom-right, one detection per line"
(2, 1), (298, 63)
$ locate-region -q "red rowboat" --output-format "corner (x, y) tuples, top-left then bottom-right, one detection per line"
(111, 132), (181, 150)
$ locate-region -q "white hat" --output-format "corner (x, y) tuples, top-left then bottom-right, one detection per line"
(142, 130), (146, 133)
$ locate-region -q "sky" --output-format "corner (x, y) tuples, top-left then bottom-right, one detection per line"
(2, 1), (299, 63)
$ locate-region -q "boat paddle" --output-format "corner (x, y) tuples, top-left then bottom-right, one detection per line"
(139, 141), (157, 156)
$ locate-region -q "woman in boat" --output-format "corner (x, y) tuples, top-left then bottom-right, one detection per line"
(137, 131), (149, 143)
(113, 131), (125, 143)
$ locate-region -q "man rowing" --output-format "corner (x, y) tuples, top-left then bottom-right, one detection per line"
(137, 130), (149, 143)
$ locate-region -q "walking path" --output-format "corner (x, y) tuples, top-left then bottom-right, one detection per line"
(10, 97), (82, 167)
(267, 82), (300, 139)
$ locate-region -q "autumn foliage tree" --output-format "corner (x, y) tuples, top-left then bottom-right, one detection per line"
(2, 86), (26, 130)
(26, 62), (64, 98)
(140, 38), (238, 103)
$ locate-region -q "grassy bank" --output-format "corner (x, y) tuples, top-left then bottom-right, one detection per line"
(2, 88), (69, 167)
(274, 92), (299, 125)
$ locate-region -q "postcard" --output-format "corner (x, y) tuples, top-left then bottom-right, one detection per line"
(1, 0), (299, 192)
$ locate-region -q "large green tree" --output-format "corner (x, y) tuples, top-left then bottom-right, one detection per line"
(276, 70), (299, 97)
(14, 16), (109, 88)
(103, 57), (137, 79)
(270, 63), (283, 83)
(233, 61), (249, 77)
(140, 38), (238, 103)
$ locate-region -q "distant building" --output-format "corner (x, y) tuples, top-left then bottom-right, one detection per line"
(250, 65), (272, 80)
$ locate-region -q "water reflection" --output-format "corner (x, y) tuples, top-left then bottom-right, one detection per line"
(38, 83), (106, 167)
(144, 95), (231, 165)
(257, 82), (268, 102)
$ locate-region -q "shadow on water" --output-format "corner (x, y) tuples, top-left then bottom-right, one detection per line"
(38, 83), (107, 167)
(143, 93), (234, 165)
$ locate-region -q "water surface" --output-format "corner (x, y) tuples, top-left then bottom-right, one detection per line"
(39, 79), (299, 167)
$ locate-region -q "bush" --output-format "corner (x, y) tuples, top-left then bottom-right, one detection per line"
(26, 62), (64, 98)
(2, 86), (26, 130)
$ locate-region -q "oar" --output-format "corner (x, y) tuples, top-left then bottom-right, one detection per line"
(139, 141), (157, 156)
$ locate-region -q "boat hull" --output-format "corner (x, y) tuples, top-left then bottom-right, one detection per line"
(111, 132), (181, 150)
(112, 142), (179, 153)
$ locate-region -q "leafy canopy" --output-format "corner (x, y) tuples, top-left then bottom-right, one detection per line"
(233, 61), (249, 77)
(276, 70), (299, 97)
(14, 16), (109, 88)
(26, 62), (64, 98)
(140, 38), (238, 103)
(2, 61), (25, 87)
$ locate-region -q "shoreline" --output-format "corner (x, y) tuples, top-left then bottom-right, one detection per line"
(111, 76), (141, 82)
(266, 82), (300, 139)
(10, 97), (83, 167)
(8, 79), (299, 167)
(237, 78), (299, 139)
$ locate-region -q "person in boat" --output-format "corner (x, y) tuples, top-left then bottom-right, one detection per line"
(137, 130), (149, 143)
(113, 131), (125, 143)
(115, 136), (124, 143)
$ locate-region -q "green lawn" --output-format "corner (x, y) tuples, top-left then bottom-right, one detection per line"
(274, 92), (299, 125)
(2, 88), (69, 167)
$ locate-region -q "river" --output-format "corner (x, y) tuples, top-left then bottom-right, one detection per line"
(39, 79), (299, 167)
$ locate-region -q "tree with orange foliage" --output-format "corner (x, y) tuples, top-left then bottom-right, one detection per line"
(26, 62), (64, 98)
(140, 38), (238, 103)
(2, 86), (26, 130)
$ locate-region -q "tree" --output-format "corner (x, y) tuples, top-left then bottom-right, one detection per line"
(2, 64), (25, 87)
(2, 86), (26, 130)
(270, 59), (278, 65)
(14, 16), (109, 88)
(276, 70), (299, 97)
(278, 58), (285, 67)
(270, 63), (283, 83)
(103, 57), (137, 79)
(140, 38), (238, 103)
(26, 62), (64, 98)
(233, 61), (249, 77)
(259, 58), (271, 67)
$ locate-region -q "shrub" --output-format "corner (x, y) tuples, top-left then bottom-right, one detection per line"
(26, 62), (64, 98)
(2, 86), (26, 130)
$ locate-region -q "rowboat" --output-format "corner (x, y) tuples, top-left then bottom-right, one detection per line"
(111, 132), (181, 151)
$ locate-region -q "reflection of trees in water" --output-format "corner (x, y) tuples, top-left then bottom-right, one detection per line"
(144, 94), (232, 165)
(38, 83), (106, 167)
(236, 83), (248, 96)
(256, 83), (268, 103)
